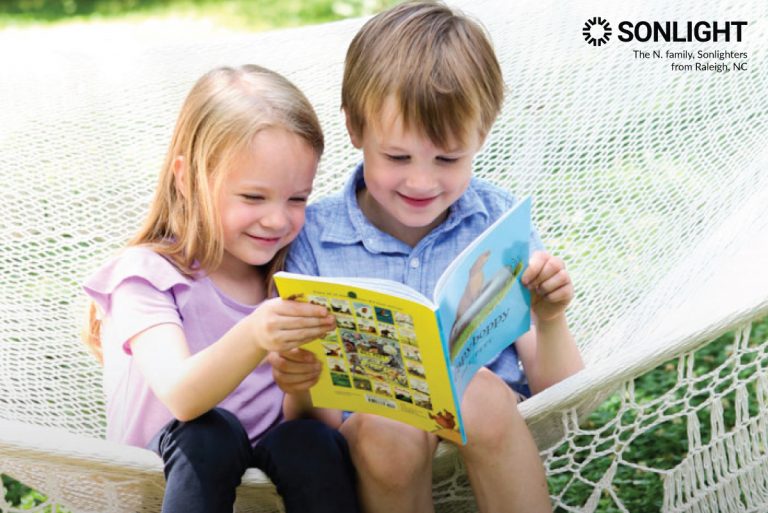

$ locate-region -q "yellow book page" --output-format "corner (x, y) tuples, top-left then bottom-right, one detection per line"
(275, 276), (463, 444)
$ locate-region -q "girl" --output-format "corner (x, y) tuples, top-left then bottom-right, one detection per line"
(83, 65), (359, 513)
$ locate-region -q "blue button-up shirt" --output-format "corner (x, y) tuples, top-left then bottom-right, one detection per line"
(286, 163), (543, 397)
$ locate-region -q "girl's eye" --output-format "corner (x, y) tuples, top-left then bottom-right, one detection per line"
(386, 154), (410, 162)
(241, 194), (265, 201)
(289, 197), (308, 203)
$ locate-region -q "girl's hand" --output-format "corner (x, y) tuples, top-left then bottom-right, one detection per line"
(522, 251), (573, 322)
(249, 298), (336, 353)
(268, 348), (323, 394)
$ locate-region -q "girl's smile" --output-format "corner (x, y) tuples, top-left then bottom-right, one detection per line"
(215, 127), (317, 277)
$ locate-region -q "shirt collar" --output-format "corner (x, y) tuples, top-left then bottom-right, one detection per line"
(319, 162), (490, 252)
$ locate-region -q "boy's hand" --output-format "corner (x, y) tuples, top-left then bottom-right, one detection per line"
(522, 251), (573, 322)
(268, 348), (323, 394)
(249, 298), (336, 353)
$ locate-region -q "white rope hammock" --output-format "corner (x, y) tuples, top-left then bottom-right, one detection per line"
(1, 0), (767, 511)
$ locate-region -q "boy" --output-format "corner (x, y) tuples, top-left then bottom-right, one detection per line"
(270, 2), (584, 511)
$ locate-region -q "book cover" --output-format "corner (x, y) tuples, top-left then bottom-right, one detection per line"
(274, 197), (533, 444)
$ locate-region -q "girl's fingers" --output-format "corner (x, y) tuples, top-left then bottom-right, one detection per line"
(275, 367), (321, 383)
(270, 315), (335, 333)
(280, 348), (319, 364)
(275, 299), (330, 318)
(283, 326), (337, 345)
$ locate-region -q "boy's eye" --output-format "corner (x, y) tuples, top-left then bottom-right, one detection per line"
(436, 156), (459, 164)
(385, 154), (410, 162)
(289, 196), (308, 203)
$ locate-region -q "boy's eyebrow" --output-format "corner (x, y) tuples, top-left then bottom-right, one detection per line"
(381, 143), (467, 154)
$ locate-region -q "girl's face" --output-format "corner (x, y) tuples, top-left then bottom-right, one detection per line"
(217, 127), (317, 275)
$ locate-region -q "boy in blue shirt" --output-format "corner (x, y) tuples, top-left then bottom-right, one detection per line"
(270, 2), (584, 511)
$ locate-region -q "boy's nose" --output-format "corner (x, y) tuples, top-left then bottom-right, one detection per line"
(404, 167), (438, 192)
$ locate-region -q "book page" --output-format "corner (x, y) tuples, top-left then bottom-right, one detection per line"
(274, 274), (464, 444)
(433, 197), (533, 397)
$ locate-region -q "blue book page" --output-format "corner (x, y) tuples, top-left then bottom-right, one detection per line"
(434, 197), (532, 397)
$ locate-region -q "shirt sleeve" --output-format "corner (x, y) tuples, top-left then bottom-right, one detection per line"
(107, 278), (182, 354)
(286, 228), (320, 276)
(83, 247), (190, 354)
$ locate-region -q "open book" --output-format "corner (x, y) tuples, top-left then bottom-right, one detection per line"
(274, 197), (532, 444)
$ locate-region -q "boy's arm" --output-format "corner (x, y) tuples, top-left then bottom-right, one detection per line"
(516, 251), (584, 394)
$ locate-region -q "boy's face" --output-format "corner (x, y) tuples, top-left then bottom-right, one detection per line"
(349, 99), (484, 246)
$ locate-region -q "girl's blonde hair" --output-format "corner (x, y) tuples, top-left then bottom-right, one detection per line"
(84, 65), (324, 363)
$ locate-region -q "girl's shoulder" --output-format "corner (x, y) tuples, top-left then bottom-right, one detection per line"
(83, 246), (193, 307)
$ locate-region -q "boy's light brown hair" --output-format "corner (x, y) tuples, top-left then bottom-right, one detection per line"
(342, 1), (504, 148)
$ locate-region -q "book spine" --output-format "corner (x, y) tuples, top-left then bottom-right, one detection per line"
(435, 308), (467, 445)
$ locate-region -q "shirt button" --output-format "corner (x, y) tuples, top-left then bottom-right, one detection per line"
(410, 258), (420, 269)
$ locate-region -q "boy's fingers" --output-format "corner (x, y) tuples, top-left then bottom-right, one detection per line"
(522, 251), (546, 285)
(527, 254), (566, 288)
(543, 284), (573, 304)
(535, 269), (570, 295)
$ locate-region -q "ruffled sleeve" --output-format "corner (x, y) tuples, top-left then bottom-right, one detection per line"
(83, 246), (193, 354)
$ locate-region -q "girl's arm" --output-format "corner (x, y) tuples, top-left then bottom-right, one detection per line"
(268, 348), (343, 427)
(129, 298), (335, 421)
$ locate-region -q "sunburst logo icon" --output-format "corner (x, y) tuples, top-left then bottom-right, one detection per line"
(583, 17), (612, 46)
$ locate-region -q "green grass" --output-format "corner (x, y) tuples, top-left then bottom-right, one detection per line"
(547, 315), (768, 512)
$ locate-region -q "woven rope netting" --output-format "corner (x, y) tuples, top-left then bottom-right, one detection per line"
(1, 0), (767, 511)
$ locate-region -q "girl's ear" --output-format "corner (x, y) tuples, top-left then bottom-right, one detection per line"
(344, 109), (362, 149)
(172, 156), (186, 197)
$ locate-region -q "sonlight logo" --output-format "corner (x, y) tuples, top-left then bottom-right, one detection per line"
(583, 17), (612, 46)
(584, 19), (747, 46)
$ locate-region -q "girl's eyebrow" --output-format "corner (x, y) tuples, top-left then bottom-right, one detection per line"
(237, 183), (313, 196)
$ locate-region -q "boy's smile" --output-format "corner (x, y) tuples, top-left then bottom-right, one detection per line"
(351, 99), (484, 247)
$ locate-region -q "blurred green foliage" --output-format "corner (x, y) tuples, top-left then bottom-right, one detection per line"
(0, 0), (396, 29)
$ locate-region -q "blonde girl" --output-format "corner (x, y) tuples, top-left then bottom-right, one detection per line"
(83, 65), (359, 513)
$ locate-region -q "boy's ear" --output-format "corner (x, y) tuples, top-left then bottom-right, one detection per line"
(172, 156), (186, 197)
(344, 109), (363, 149)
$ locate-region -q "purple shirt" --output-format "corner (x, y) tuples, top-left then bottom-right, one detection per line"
(83, 246), (283, 448)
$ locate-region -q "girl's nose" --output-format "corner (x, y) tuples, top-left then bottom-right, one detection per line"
(260, 206), (289, 230)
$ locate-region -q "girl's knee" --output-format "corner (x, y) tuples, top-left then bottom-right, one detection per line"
(341, 414), (435, 487)
(158, 408), (251, 479)
(263, 419), (351, 472)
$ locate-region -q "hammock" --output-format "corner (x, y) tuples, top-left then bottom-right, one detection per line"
(1, 0), (767, 511)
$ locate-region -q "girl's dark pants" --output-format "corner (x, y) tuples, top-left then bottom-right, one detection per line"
(148, 408), (360, 513)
